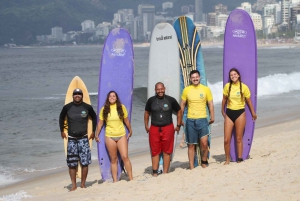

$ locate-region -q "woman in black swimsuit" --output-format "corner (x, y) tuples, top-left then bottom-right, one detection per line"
(221, 68), (257, 165)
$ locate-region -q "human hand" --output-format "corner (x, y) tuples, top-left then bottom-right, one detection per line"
(61, 132), (67, 139)
(209, 118), (214, 124)
(145, 126), (149, 133)
(89, 132), (95, 140)
(95, 135), (101, 143)
(252, 114), (257, 121)
(127, 131), (132, 139)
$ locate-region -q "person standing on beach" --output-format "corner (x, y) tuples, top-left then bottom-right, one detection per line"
(144, 82), (182, 176)
(221, 68), (257, 165)
(59, 88), (97, 191)
(180, 70), (215, 169)
(95, 91), (133, 182)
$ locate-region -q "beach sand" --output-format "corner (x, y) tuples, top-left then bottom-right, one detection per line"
(1, 118), (300, 201)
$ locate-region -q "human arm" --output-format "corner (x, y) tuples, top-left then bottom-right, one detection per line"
(180, 99), (187, 126)
(144, 111), (150, 133)
(175, 109), (182, 133)
(95, 119), (104, 142)
(88, 105), (97, 140)
(59, 106), (68, 139)
(207, 100), (215, 124)
(221, 94), (228, 118)
(123, 117), (132, 139)
(245, 97), (257, 121)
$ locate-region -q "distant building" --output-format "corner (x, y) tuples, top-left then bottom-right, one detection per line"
(216, 14), (229, 28)
(138, 4), (156, 41)
(207, 13), (217, 26)
(250, 13), (263, 30)
(291, 5), (300, 26)
(215, 4), (228, 15)
(181, 5), (194, 13)
(253, 0), (277, 12)
(51, 26), (63, 41)
(264, 3), (281, 24)
(162, 2), (173, 11)
(195, 0), (203, 22)
(81, 20), (95, 31)
(281, 0), (291, 26)
(241, 2), (252, 14)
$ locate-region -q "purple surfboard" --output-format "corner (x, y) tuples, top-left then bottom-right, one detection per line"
(97, 28), (134, 181)
(223, 9), (257, 162)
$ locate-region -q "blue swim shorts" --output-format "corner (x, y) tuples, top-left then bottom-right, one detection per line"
(67, 136), (91, 167)
(185, 118), (209, 144)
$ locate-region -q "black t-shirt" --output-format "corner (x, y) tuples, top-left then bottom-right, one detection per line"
(145, 95), (181, 126)
(59, 102), (97, 137)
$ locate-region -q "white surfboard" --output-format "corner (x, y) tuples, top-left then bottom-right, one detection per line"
(148, 23), (180, 173)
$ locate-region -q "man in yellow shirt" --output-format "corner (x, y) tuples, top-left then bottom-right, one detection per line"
(180, 70), (215, 169)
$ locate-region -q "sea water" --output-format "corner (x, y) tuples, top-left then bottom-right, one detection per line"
(0, 45), (299, 188)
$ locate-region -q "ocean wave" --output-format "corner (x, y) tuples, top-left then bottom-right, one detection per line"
(209, 72), (300, 104)
(0, 191), (32, 201)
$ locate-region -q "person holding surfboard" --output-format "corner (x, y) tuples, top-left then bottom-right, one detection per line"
(95, 91), (133, 182)
(221, 68), (257, 165)
(59, 88), (97, 191)
(180, 70), (215, 169)
(144, 82), (182, 176)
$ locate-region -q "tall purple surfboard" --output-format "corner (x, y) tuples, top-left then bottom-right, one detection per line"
(223, 9), (257, 162)
(97, 28), (134, 182)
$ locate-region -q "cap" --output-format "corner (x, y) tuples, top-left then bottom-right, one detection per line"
(73, 88), (83, 95)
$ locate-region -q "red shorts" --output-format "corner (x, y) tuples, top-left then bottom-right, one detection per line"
(149, 124), (175, 156)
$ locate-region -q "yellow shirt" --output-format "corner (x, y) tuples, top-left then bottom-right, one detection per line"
(223, 82), (251, 110)
(99, 104), (128, 137)
(181, 84), (213, 119)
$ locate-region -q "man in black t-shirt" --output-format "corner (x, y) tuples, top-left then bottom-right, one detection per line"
(59, 88), (97, 191)
(144, 82), (182, 176)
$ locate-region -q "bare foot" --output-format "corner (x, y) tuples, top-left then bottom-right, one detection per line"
(70, 186), (77, 191)
(80, 184), (86, 188)
(223, 161), (230, 165)
(201, 164), (208, 168)
(152, 173), (158, 177)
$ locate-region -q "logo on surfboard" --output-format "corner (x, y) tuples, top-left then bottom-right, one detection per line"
(232, 29), (247, 38)
(111, 48), (126, 56)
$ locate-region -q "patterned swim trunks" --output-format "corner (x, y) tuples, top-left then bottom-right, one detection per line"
(67, 137), (91, 167)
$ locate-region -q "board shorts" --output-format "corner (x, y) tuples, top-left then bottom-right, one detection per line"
(149, 123), (174, 156)
(186, 118), (209, 144)
(67, 135), (91, 167)
(226, 108), (245, 123)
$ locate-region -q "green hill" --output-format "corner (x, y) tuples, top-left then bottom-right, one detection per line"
(0, 0), (256, 45)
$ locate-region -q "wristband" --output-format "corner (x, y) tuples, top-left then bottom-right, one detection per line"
(177, 125), (181, 128)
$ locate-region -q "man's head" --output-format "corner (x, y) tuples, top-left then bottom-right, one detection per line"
(155, 82), (165, 98)
(189, 70), (201, 86)
(73, 88), (83, 104)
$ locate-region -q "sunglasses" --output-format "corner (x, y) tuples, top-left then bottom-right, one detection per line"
(73, 93), (82, 96)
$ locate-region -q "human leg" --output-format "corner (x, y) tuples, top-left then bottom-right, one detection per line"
(199, 135), (208, 168)
(68, 167), (77, 191)
(117, 135), (133, 180)
(235, 112), (246, 162)
(105, 136), (118, 182)
(224, 114), (234, 165)
(81, 165), (88, 188)
(149, 125), (162, 176)
(66, 138), (79, 191)
(161, 124), (174, 173)
(77, 138), (91, 187)
(188, 144), (196, 169)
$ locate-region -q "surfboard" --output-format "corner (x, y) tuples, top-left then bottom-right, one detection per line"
(97, 28), (134, 182)
(64, 76), (93, 178)
(148, 23), (180, 173)
(173, 16), (211, 167)
(223, 9), (257, 161)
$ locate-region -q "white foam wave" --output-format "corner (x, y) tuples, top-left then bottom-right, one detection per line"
(209, 72), (300, 104)
(0, 190), (32, 201)
(262, 46), (296, 49)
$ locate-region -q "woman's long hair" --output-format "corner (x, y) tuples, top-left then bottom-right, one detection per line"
(102, 91), (124, 122)
(227, 68), (243, 104)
